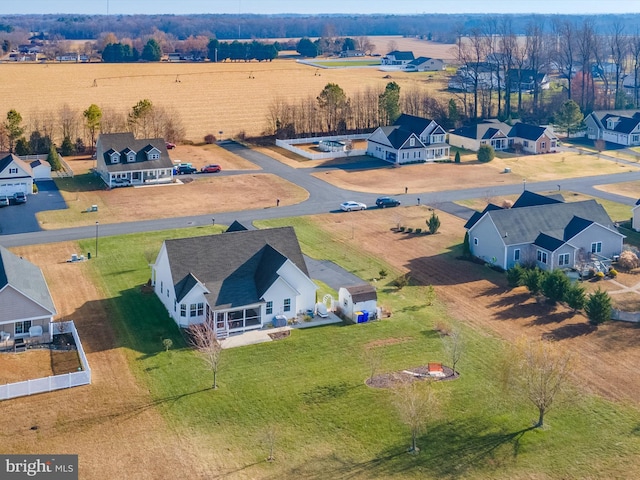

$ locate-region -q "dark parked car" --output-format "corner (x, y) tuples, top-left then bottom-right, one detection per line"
(13, 192), (27, 204)
(177, 165), (197, 175)
(200, 164), (222, 173)
(375, 197), (401, 208)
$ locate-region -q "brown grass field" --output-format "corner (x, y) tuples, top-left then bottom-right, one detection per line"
(0, 36), (452, 143)
(5, 208), (640, 478)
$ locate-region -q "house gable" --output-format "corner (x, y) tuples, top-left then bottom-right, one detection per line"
(0, 154), (33, 179)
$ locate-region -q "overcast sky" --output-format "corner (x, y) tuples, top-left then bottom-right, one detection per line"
(1, 0), (640, 15)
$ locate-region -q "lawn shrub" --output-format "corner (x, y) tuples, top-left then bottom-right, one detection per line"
(608, 268), (618, 278)
(506, 263), (525, 288)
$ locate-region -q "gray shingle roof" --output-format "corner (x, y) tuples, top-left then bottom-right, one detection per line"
(344, 284), (377, 303)
(0, 245), (56, 315)
(512, 191), (563, 209)
(165, 227), (308, 308)
(484, 200), (615, 246)
(394, 114), (434, 135)
(97, 133), (174, 173)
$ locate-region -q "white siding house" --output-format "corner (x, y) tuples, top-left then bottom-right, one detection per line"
(151, 225), (317, 337)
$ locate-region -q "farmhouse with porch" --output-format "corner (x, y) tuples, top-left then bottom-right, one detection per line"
(0, 245), (57, 352)
(95, 132), (174, 188)
(366, 114), (449, 164)
(151, 225), (317, 337)
(464, 191), (624, 272)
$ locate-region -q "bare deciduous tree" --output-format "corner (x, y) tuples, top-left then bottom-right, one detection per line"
(392, 380), (438, 454)
(442, 328), (463, 374)
(363, 346), (383, 382)
(505, 338), (573, 428)
(189, 322), (222, 389)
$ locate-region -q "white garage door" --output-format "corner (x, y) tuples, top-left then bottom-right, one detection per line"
(0, 182), (27, 196)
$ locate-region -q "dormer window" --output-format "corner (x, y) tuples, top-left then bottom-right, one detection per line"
(110, 152), (120, 164)
(127, 152), (136, 163)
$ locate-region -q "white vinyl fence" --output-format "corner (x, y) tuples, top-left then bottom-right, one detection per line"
(276, 134), (369, 160)
(611, 309), (640, 323)
(0, 321), (91, 401)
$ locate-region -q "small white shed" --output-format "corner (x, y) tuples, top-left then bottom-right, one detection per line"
(338, 284), (377, 323)
(30, 159), (52, 180)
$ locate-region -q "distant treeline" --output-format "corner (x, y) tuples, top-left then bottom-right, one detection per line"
(2, 13), (640, 43)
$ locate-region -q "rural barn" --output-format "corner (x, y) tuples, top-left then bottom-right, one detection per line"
(338, 284), (377, 323)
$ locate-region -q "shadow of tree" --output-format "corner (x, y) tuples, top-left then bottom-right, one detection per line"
(542, 323), (597, 341)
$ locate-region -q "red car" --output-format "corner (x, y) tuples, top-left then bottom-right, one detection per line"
(200, 164), (222, 173)
(165, 142), (176, 149)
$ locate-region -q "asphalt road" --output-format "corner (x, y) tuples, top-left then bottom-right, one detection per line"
(1, 142), (640, 248)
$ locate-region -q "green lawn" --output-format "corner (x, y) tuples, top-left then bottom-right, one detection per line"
(78, 222), (640, 478)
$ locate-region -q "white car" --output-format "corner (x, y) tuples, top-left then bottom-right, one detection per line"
(340, 201), (367, 212)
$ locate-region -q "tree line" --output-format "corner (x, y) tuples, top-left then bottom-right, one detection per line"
(454, 17), (640, 123)
(1, 100), (185, 157)
(265, 81), (463, 139)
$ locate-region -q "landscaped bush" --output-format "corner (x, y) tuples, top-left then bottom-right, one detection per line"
(506, 264), (525, 288)
(415, 228), (422, 234)
(393, 273), (410, 290)
(406, 227), (413, 233)
(608, 268), (618, 278)
(595, 271), (605, 280)
(204, 134), (217, 144)
(477, 144), (495, 162)
(399, 226), (405, 232)
(617, 250), (639, 270)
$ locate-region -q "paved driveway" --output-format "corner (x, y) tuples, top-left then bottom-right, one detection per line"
(0, 181), (66, 235)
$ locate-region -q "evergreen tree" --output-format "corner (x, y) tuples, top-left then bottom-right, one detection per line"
(379, 81), (401, 124)
(454, 151), (461, 163)
(477, 144), (495, 162)
(564, 283), (586, 312)
(141, 38), (162, 61)
(554, 100), (584, 137)
(585, 288), (612, 325)
(297, 38), (319, 57)
(60, 136), (74, 156)
(14, 137), (29, 156)
(47, 144), (62, 171)
(427, 211), (441, 234)
(542, 269), (571, 304)
(5, 109), (24, 153)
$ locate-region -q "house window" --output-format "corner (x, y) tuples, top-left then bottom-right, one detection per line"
(127, 153), (136, 163)
(9, 167), (17, 174)
(559, 253), (570, 266)
(537, 250), (548, 264)
(266, 301), (273, 315)
(15, 320), (32, 335)
(180, 304), (187, 317)
(197, 303), (204, 316)
(174, 300), (177, 312)
(160, 281), (163, 294)
(410, 138), (415, 147)
(523, 140), (529, 147)
(591, 242), (602, 254)
(541, 142), (546, 149)
(551, 140), (557, 148)
(190, 304), (197, 317)
(474, 237), (478, 245)
(514, 249), (520, 261)
(284, 298), (291, 312)
(166, 289), (169, 298)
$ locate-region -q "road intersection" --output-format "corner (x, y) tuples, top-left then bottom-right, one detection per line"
(1, 141), (639, 248)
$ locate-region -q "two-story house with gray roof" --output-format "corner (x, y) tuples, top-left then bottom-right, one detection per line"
(464, 191), (624, 271)
(151, 226), (317, 337)
(366, 114), (449, 164)
(585, 111), (640, 146)
(0, 245), (57, 351)
(95, 132), (174, 188)
(381, 51), (415, 66)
